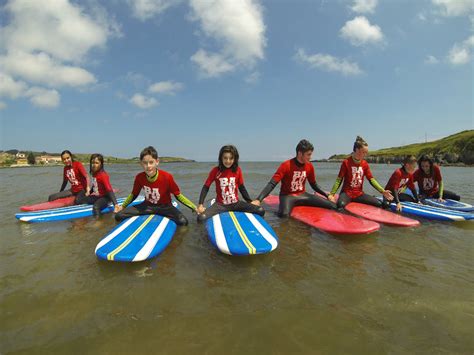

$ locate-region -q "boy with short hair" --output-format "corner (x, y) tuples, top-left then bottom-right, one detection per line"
(115, 146), (196, 225)
(253, 139), (336, 217)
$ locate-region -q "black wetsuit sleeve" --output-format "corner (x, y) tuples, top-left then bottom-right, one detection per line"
(410, 187), (419, 203)
(390, 189), (400, 204)
(309, 181), (328, 198)
(238, 184), (252, 203)
(107, 191), (118, 206)
(59, 179), (68, 192)
(257, 179), (278, 202)
(198, 185), (209, 205)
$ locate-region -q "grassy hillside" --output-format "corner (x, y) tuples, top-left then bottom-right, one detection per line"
(328, 130), (474, 164)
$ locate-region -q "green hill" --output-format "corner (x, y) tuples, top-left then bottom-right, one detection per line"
(328, 130), (474, 165)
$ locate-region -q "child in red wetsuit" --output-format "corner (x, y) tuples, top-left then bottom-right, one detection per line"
(82, 154), (119, 217)
(48, 150), (90, 204)
(254, 139), (336, 217)
(328, 136), (393, 208)
(196, 145), (264, 222)
(115, 146), (196, 225)
(414, 155), (460, 201)
(384, 155), (419, 211)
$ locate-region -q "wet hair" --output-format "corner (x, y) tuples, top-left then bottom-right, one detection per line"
(353, 136), (368, 152)
(89, 153), (104, 173)
(402, 155), (417, 166)
(218, 145), (239, 172)
(296, 139), (314, 154)
(140, 146), (159, 160)
(417, 154), (434, 175)
(60, 150), (74, 162)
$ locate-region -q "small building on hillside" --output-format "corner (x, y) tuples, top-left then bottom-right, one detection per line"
(36, 155), (62, 165)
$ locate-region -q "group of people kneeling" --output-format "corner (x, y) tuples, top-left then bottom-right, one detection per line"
(48, 137), (461, 226)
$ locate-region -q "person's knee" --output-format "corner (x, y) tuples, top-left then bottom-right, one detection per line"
(337, 200), (347, 209)
(256, 206), (265, 216)
(176, 215), (188, 226)
(197, 213), (207, 223)
(115, 212), (125, 222)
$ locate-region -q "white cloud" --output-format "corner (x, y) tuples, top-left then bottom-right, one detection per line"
(245, 71), (260, 84)
(295, 49), (363, 76)
(447, 36), (474, 65)
(25, 87), (60, 108)
(0, 0), (118, 108)
(0, 102), (6, 110)
(148, 81), (184, 94)
(340, 16), (384, 46)
(432, 0), (473, 17)
(128, 0), (181, 21)
(130, 93), (159, 109)
(1, 51), (96, 87)
(0, 72), (28, 99)
(351, 0), (378, 14)
(189, 0), (266, 77)
(191, 49), (235, 78)
(424, 55), (439, 64)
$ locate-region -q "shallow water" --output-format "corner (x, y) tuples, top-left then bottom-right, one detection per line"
(1, 162), (473, 354)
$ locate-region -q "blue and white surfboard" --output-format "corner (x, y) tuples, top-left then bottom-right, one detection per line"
(206, 211), (279, 255)
(15, 196), (145, 223)
(383, 199), (474, 221)
(422, 198), (474, 212)
(95, 214), (177, 262)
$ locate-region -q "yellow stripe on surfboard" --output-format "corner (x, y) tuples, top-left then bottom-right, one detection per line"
(107, 214), (155, 261)
(228, 211), (256, 254)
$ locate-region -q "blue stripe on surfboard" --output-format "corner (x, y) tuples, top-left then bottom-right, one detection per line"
(402, 201), (474, 218)
(235, 212), (272, 254)
(386, 202), (471, 221)
(114, 215), (176, 261)
(17, 197), (144, 223)
(423, 199), (474, 212)
(244, 213), (279, 251)
(95, 216), (148, 256)
(15, 196), (144, 217)
(219, 212), (254, 255)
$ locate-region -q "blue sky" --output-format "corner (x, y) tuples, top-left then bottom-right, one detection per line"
(0, 0), (472, 161)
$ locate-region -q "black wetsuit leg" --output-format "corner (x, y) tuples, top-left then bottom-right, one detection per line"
(399, 193), (416, 202)
(352, 193), (383, 208)
(74, 190), (87, 204)
(278, 192), (337, 217)
(115, 202), (188, 226)
(336, 192), (352, 209)
(48, 189), (73, 202)
(82, 195), (111, 216)
(197, 200), (265, 222)
(432, 190), (461, 201)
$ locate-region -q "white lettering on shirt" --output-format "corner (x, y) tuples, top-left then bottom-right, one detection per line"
(291, 171), (306, 192)
(220, 177), (237, 204)
(66, 169), (79, 186)
(144, 186), (160, 204)
(350, 167), (364, 189)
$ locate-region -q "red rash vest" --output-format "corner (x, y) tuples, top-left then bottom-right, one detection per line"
(63, 161), (88, 193)
(413, 165), (442, 196)
(204, 166), (244, 205)
(272, 159), (316, 195)
(91, 170), (114, 197)
(385, 168), (416, 194)
(337, 156), (374, 199)
(132, 170), (180, 205)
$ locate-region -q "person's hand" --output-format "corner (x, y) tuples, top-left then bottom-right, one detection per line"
(85, 189), (90, 196)
(396, 202), (402, 212)
(328, 194), (336, 203)
(382, 190), (394, 201)
(197, 204), (206, 214)
(114, 205), (122, 213)
(437, 198), (445, 202)
(251, 199), (261, 206)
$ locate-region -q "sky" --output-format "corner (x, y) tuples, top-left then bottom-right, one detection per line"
(0, 0), (472, 161)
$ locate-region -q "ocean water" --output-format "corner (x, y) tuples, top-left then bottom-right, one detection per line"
(1, 162), (473, 354)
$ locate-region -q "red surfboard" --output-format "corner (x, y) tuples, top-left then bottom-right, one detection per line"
(264, 195), (380, 235)
(345, 202), (420, 227)
(20, 189), (120, 212)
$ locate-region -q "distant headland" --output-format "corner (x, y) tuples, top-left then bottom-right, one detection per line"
(0, 150), (195, 168)
(317, 130), (474, 166)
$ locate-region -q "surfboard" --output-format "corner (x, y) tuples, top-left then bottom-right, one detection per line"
(345, 202), (420, 227)
(15, 196), (145, 223)
(264, 195), (380, 235)
(422, 198), (474, 212)
(380, 199), (474, 221)
(205, 207), (279, 256)
(95, 214), (177, 262)
(20, 189), (120, 212)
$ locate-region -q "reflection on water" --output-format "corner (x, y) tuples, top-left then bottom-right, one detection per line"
(1, 163), (473, 354)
